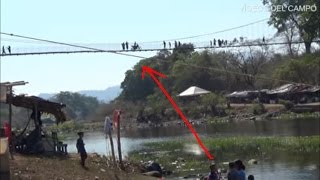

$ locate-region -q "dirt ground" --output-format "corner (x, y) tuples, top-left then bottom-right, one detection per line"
(9, 153), (156, 180)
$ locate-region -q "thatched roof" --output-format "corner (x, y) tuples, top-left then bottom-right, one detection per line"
(7, 95), (67, 124)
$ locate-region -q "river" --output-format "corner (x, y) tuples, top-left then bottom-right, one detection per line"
(64, 118), (320, 179)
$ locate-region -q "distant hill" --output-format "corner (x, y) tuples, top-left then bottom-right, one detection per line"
(38, 85), (122, 102)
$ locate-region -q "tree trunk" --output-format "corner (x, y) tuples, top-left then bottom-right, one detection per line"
(288, 42), (294, 56)
(304, 41), (311, 54)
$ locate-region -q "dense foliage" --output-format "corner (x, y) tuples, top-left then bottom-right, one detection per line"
(263, 0), (320, 54)
(119, 47), (319, 102)
(50, 91), (100, 120)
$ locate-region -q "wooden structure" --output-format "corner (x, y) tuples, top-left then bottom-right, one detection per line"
(226, 84), (320, 104)
(0, 137), (10, 180)
(52, 132), (68, 154)
(10, 95), (67, 154)
(113, 109), (124, 169)
(8, 94), (67, 124)
(1, 81), (28, 139)
(0, 82), (68, 154)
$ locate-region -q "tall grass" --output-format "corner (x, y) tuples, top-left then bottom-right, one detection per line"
(128, 136), (320, 174)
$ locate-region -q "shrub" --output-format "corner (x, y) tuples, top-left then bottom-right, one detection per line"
(279, 99), (294, 110)
(251, 103), (266, 115)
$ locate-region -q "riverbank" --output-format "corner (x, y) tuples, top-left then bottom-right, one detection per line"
(45, 109), (320, 136)
(128, 136), (320, 177)
(10, 153), (156, 180)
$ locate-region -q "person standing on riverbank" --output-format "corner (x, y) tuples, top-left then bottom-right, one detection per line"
(104, 116), (113, 135)
(76, 132), (87, 168)
(206, 163), (219, 180)
(227, 162), (238, 180)
(235, 160), (246, 180)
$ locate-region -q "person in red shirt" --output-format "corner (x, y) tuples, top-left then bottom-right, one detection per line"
(3, 122), (11, 144)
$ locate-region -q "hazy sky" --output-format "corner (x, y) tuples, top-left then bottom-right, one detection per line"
(0, 0), (275, 95)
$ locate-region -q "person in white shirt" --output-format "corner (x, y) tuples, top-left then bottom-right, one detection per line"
(104, 116), (113, 136)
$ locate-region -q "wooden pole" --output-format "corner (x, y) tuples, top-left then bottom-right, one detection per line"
(108, 128), (116, 166)
(34, 104), (41, 135)
(116, 110), (124, 169)
(8, 87), (12, 136)
(8, 86), (14, 160)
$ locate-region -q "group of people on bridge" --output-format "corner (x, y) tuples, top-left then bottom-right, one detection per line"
(121, 41), (141, 51)
(209, 36), (265, 48)
(120, 36), (266, 52)
(162, 40), (183, 49)
(2, 45), (11, 54)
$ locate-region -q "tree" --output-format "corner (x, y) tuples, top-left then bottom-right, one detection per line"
(273, 52), (320, 85)
(118, 58), (157, 101)
(263, 0), (320, 54)
(50, 92), (99, 120)
(275, 20), (301, 56)
(229, 45), (271, 89)
(200, 93), (226, 116)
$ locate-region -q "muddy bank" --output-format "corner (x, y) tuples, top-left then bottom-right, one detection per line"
(10, 153), (155, 180)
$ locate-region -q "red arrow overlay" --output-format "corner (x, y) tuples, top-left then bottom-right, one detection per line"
(142, 66), (214, 160)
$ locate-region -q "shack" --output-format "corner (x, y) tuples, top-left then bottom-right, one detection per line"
(1, 82), (68, 155)
(267, 84), (320, 103)
(226, 90), (269, 103)
(226, 84), (320, 104)
(8, 94), (68, 154)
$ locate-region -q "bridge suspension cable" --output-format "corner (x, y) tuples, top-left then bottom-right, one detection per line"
(0, 32), (318, 86)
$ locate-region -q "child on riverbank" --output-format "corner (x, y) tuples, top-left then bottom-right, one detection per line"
(206, 163), (219, 180)
(235, 160), (246, 180)
(76, 132), (87, 168)
(227, 162), (238, 180)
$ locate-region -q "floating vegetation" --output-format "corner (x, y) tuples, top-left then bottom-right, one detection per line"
(128, 136), (320, 176)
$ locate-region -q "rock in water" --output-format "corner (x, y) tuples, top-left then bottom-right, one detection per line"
(248, 159), (258, 164)
(147, 162), (162, 174)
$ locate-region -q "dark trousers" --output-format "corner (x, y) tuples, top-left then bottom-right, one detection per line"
(80, 153), (87, 166)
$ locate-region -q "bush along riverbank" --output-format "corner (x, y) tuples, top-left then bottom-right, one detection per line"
(128, 136), (320, 177)
(43, 110), (320, 135)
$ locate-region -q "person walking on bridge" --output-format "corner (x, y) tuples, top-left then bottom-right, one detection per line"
(125, 41), (129, 50)
(121, 42), (125, 51)
(7, 46), (11, 54)
(2, 46), (6, 54)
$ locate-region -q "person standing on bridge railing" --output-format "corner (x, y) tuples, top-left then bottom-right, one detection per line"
(163, 41), (166, 49)
(2, 46), (6, 54)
